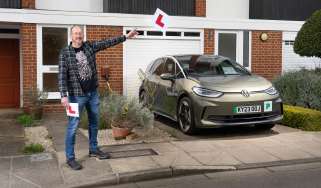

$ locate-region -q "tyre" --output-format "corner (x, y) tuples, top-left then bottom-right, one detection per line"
(177, 97), (196, 135)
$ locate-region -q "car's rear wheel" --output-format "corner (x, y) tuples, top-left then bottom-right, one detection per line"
(178, 97), (196, 135)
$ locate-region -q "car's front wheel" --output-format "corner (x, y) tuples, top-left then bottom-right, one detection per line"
(178, 97), (196, 135)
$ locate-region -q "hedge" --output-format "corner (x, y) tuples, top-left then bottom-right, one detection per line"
(282, 105), (321, 131)
(273, 69), (321, 111)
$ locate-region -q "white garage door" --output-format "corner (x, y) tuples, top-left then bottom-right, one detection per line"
(282, 32), (321, 72)
(124, 29), (203, 97)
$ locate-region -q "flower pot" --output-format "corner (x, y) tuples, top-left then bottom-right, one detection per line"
(111, 125), (131, 140)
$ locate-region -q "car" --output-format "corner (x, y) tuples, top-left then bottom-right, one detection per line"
(139, 55), (283, 134)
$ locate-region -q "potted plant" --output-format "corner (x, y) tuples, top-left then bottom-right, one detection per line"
(24, 87), (48, 120)
(101, 93), (154, 140)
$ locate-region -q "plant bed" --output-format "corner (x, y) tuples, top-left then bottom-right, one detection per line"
(23, 88), (48, 120)
(79, 126), (174, 146)
(24, 126), (54, 153)
(282, 105), (321, 131)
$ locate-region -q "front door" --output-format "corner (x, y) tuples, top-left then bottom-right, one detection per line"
(0, 39), (20, 108)
(215, 31), (244, 66)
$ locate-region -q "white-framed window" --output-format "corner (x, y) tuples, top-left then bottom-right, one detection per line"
(37, 24), (86, 99)
(215, 30), (251, 70)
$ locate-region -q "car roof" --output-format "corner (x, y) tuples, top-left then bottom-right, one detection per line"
(172, 54), (231, 62)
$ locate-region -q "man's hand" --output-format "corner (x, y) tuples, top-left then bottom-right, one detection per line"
(61, 97), (69, 108)
(126, 29), (139, 39)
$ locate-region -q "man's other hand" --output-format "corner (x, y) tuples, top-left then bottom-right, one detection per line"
(61, 97), (69, 108)
(126, 29), (139, 39)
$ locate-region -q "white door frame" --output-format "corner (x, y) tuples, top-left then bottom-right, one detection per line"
(36, 24), (86, 99)
(215, 30), (244, 66)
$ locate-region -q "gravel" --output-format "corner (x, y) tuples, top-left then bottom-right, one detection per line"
(24, 126), (55, 152)
(79, 126), (176, 146)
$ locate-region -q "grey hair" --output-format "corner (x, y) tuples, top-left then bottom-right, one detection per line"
(70, 25), (83, 34)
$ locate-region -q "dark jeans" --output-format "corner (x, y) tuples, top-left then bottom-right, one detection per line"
(65, 90), (99, 161)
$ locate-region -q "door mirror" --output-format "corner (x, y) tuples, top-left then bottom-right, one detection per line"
(160, 73), (175, 81)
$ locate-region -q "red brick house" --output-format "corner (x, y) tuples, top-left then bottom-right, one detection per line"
(0, 0), (319, 112)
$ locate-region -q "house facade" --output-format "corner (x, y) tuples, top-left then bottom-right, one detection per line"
(0, 0), (320, 111)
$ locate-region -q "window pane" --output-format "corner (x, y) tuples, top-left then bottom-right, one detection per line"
(243, 31), (249, 68)
(218, 33), (237, 61)
(42, 27), (68, 65)
(43, 73), (58, 92)
(164, 59), (175, 74)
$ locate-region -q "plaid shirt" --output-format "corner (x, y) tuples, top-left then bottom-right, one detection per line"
(58, 35), (126, 97)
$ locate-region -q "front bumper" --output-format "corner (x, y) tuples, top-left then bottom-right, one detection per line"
(191, 93), (283, 128)
(200, 114), (283, 128)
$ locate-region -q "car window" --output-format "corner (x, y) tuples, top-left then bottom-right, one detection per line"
(152, 58), (165, 76)
(164, 58), (176, 75)
(175, 62), (185, 78)
(175, 55), (250, 77)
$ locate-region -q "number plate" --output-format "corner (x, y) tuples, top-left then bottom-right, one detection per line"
(233, 105), (261, 114)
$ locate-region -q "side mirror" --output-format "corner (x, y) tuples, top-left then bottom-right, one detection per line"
(160, 73), (175, 81)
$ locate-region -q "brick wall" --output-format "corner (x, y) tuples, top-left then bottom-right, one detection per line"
(21, 23), (37, 108)
(204, 29), (215, 54)
(251, 31), (282, 81)
(86, 25), (124, 94)
(21, 0), (35, 9)
(195, 0), (206, 17)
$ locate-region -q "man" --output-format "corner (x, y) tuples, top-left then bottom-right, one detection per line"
(58, 25), (138, 170)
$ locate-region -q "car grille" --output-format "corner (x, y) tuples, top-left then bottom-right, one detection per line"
(207, 112), (281, 123)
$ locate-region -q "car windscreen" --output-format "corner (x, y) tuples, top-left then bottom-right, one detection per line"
(175, 55), (250, 77)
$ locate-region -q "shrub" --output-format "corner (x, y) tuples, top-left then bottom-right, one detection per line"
(79, 107), (110, 130)
(101, 93), (154, 129)
(23, 143), (45, 154)
(282, 105), (321, 131)
(294, 9), (321, 58)
(273, 69), (321, 111)
(17, 114), (34, 127)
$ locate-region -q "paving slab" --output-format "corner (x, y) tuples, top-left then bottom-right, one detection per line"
(0, 119), (25, 157)
(225, 146), (280, 164)
(0, 120), (24, 138)
(108, 156), (160, 173)
(45, 116), (88, 152)
(61, 157), (113, 186)
(172, 140), (218, 152)
(261, 145), (315, 160)
(151, 151), (202, 167)
(11, 154), (63, 188)
(188, 151), (242, 166)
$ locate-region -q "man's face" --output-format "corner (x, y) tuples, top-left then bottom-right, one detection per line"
(71, 26), (84, 46)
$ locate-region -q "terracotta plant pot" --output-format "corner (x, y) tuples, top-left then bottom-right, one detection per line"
(111, 125), (131, 140)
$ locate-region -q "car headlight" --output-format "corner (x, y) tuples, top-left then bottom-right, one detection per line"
(264, 86), (278, 95)
(192, 86), (223, 98)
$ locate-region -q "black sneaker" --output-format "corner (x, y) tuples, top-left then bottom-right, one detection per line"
(66, 159), (83, 170)
(89, 149), (110, 160)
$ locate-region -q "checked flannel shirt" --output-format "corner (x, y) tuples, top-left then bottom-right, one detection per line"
(58, 35), (126, 97)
